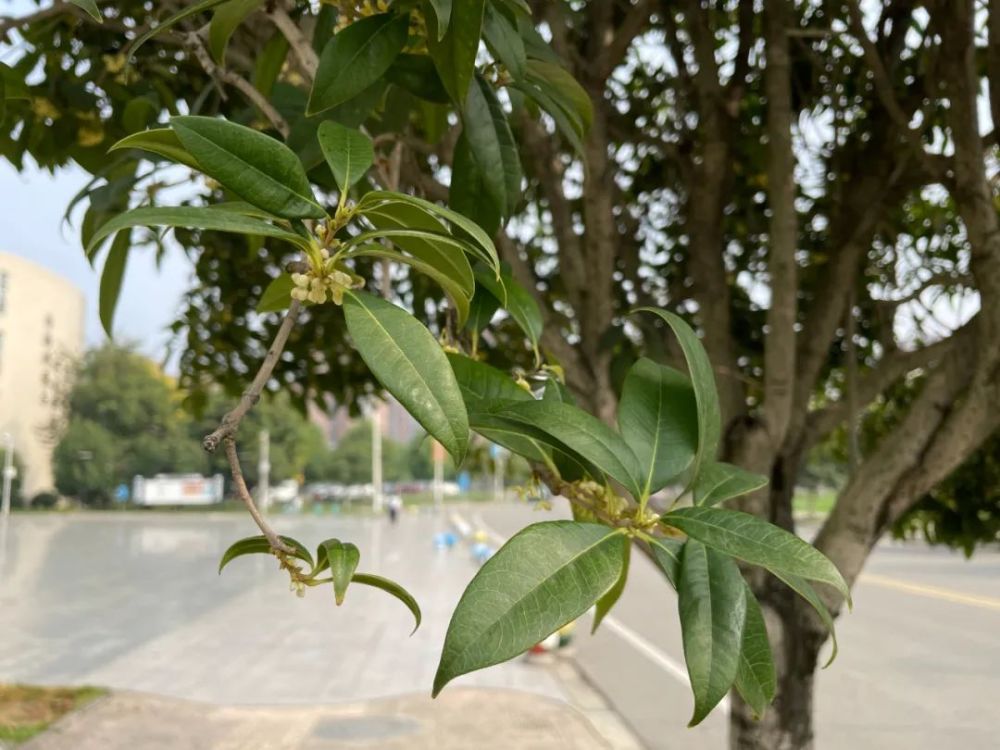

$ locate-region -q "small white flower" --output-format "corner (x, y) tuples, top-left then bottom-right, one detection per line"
(291, 273), (309, 287)
(291, 287), (308, 301)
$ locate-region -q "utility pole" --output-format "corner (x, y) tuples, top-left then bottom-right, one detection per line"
(258, 429), (270, 512)
(491, 444), (507, 503)
(371, 408), (383, 513)
(1, 433), (14, 520)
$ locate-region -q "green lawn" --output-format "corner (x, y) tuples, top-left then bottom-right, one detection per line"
(793, 488), (837, 516)
(0, 684), (106, 744)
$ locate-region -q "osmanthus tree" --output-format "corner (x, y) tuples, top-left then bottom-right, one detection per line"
(1, 0), (854, 733)
(5, 0), (1000, 747)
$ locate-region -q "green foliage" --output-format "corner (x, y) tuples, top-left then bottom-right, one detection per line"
(1, 3), (857, 730)
(343, 291), (469, 463)
(678, 540), (746, 726)
(433, 521), (628, 696)
(893, 432), (1000, 555)
(52, 347), (326, 503)
(218, 534), (420, 632)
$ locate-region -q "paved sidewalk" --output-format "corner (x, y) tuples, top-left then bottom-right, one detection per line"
(22, 688), (614, 750)
(1, 510), (643, 748)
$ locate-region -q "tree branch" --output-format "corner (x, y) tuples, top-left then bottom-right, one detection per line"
(186, 32), (290, 138)
(203, 299), (302, 452)
(803, 332), (960, 447)
(761, 0), (798, 447)
(224, 437), (292, 553)
(845, 0), (941, 177)
(269, 3), (318, 79)
(596, 0), (655, 79)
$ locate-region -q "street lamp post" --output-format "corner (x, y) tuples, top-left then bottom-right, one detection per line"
(1, 432), (15, 519)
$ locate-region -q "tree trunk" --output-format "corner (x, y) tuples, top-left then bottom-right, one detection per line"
(730, 580), (827, 750)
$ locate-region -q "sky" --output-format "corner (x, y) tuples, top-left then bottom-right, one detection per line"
(0, 159), (192, 365)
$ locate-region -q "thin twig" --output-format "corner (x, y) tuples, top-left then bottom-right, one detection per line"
(186, 32), (290, 138)
(203, 299), (302, 452)
(224, 437), (293, 553)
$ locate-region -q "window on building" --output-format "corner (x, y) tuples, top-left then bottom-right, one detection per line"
(0, 271), (7, 313)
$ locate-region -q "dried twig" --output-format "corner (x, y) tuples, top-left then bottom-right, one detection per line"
(186, 32), (290, 138)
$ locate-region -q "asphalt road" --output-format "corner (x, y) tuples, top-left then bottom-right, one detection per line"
(476, 503), (1000, 750)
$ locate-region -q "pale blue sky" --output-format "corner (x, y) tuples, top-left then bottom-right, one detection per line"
(0, 159), (192, 363)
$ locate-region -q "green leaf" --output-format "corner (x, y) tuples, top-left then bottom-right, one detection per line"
(0, 62), (30, 100)
(308, 13), (409, 115)
(344, 228), (482, 310)
(449, 355), (547, 460)
(218, 534), (314, 573)
(98, 231), (129, 337)
(618, 358), (698, 498)
(524, 60), (593, 133)
(109, 129), (201, 170)
(254, 33), (289, 97)
(172, 116), (325, 219)
(343, 291), (469, 463)
(86, 207), (311, 259)
(424, 0), (453, 40)
(462, 76), (522, 218)
(318, 539), (360, 605)
(257, 274), (294, 313)
(465, 286), (500, 332)
(473, 268), (542, 356)
(427, 0), (485, 104)
(317, 121), (374, 192)
(357, 191), (501, 274)
(351, 573), (422, 633)
(661, 507), (851, 603)
(127, 0), (229, 59)
(678, 539), (746, 727)
(694, 462), (769, 507)
(592, 540), (630, 633)
(633, 308), (721, 486)
(450, 133), (502, 236)
(345, 244), (472, 326)
(733, 585), (776, 719)
(447, 353), (531, 407)
(486, 399), (644, 499)
(69, 0), (103, 23)
(649, 536), (684, 587)
(358, 199), (475, 321)
(512, 78), (585, 156)
(209, 0), (264, 62)
(433, 521), (627, 696)
(770, 570), (839, 667)
(386, 54), (451, 104)
(483, 3), (526, 80)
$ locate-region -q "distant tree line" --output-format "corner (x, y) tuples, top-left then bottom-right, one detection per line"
(50, 346), (451, 506)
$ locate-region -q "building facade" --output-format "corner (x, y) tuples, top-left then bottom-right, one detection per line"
(0, 252), (85, 498)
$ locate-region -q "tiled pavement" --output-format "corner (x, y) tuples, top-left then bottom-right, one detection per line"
(0, 509), (641, 748)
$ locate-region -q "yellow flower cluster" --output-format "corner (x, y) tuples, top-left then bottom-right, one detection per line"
(291, 248), (364, 305)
